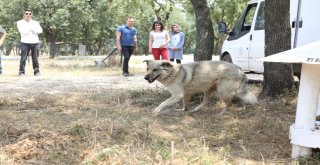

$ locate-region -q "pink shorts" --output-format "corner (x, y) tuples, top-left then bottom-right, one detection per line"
(152, 48), (169, 60)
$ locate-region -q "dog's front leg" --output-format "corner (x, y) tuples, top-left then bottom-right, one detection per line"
(187, 89), (215, 114)
(153, 94), (182, 116)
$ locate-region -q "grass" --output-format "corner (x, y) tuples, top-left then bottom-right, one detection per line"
(0, 54), (319, 164)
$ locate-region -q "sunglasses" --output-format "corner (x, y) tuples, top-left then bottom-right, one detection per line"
(25, 13), (32, 15)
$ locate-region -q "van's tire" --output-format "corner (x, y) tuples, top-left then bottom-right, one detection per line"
(221, 54), (233, 63)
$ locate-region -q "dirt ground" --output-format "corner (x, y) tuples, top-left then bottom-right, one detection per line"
(0, 55), (319, 164)
(0, 74), (159, 95)
(0, 55), (162, 164)
(0, 54), (163, 97)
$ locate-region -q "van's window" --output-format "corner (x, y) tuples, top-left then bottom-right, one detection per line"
(228, 3), (257, 41)
(243, 6), (256, 30)
(254, 2), (265, 30)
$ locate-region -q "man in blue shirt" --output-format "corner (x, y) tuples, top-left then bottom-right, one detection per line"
(116, 16), (138, 77)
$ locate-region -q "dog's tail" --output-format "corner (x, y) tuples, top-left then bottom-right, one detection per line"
(237, 73), (258, 105)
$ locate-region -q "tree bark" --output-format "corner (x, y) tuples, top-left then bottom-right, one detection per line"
(5, 41), (13, 55)
(49, 40), (57, 59)
(260, 0), (294, 98)
(45, 32), (57, 59)
(190, 0), (214, 61)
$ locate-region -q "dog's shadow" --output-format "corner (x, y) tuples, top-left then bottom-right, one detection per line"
(159, 110), (208, 116)
(157, 94), (246, 116)
(131, 89), (245, 116)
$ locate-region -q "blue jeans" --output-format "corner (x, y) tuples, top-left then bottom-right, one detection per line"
(121, 46), (134, 74)
(19, 43), (40, 75)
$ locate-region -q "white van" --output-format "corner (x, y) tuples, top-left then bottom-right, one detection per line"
(219, 0), (320, 76)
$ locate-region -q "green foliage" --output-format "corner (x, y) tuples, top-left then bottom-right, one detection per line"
(69, 124), (88, 136)
(0, 0), (248, 56)
(95, 145), (122, 161)
(152, 139), (171, 160)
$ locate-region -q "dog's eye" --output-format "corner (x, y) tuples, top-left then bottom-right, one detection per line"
(153, 68), (158, 72)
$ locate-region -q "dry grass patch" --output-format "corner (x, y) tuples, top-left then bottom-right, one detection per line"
(0, 55), (319, 164)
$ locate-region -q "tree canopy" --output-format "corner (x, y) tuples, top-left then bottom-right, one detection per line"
(0, 0), (248, 58)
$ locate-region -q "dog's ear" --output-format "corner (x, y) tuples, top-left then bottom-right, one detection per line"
(161, 61), (173, 68)
(143, 60), (152, 71)
(143, 60), (151, 65)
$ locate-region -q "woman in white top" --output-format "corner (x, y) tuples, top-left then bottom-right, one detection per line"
(148, 21), (170, 60)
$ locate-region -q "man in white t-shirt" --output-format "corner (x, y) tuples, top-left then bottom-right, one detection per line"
(17, 8), (43, 77)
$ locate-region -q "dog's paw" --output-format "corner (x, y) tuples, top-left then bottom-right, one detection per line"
(154, 107), (161, 112)
(152, 111), (160, 116)
(217, 107), (227, 116)
(152, 107), (162, 116)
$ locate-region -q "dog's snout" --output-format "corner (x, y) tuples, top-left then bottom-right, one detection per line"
(144, 75), (149, 81)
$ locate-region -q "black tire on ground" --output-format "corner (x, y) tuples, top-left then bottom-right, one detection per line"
(221, 54), (232, 63)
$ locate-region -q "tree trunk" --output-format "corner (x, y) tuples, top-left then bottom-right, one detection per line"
(43, 27), (57, 59)
(260, 0), (294, 98)
(5, 41), (13, 55)
(48, 36), (57, 59)
(190, 0), (214, 61)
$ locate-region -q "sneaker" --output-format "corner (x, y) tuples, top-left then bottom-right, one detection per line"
(34, 72), (41, 76)
(123, 73), (134, 77)
(123, 73), (130, 77)
(19, 73), (25, 77)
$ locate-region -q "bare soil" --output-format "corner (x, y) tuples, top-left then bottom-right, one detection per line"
(0, 55), (319, 164)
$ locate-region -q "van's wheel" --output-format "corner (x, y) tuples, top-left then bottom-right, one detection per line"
(221, 54), (232, 63)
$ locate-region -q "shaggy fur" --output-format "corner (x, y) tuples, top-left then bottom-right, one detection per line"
(144, 60), (257, 115)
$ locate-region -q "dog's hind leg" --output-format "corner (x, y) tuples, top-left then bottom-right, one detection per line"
(218, 99), (232, 115)
(187, 85), (216, 114)
(182, 94), (192, 111)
